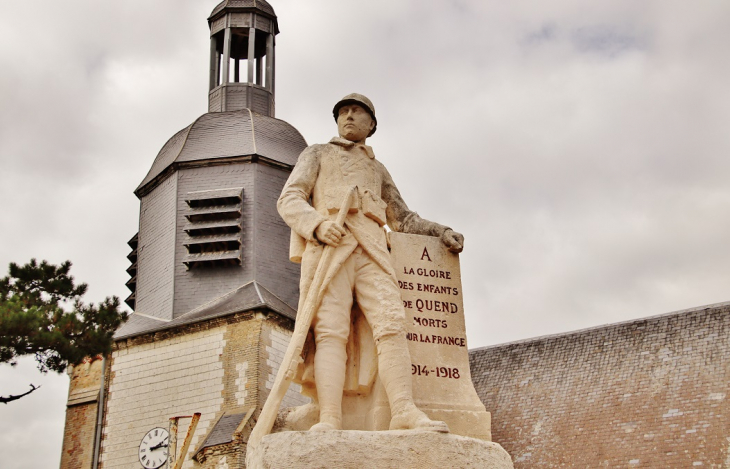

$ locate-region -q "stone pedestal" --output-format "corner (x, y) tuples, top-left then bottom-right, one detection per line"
(246, 430), (514, 469)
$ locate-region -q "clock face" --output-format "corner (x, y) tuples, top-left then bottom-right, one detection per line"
(138, 427), (170, 469)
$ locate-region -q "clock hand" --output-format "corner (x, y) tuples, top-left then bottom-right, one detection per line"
(149, 441), (169, 451)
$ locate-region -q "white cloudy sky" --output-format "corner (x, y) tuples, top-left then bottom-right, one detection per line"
(1, 0), (729, 467)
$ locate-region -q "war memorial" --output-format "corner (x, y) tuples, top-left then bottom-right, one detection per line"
(59, 1), (730, 468)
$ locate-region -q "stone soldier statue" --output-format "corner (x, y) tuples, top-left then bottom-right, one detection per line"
(277, 93), (465, 432)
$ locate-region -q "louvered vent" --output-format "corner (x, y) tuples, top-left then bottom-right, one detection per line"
(125, 233), (138, 310)
(184, 188), (243, 269)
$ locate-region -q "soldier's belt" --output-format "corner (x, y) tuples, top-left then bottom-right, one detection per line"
(324, 188), (387, 226)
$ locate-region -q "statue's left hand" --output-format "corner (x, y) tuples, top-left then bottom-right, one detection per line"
(441, 229), (464, 253)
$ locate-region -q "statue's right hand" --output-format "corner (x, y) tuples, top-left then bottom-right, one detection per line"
(315, 221), (347, 247)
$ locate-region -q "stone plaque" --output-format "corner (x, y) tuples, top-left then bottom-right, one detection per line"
(389, 231), (492, 440)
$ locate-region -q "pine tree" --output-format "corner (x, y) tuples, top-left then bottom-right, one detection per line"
(0, 259), (127, 403)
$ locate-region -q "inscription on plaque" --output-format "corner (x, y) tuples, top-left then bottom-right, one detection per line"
(389, 231), (492, 440)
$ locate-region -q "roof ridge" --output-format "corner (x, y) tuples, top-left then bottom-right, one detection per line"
(181, 280), (256, 319)
(170, 113), (204, 165)
(129, 312), (171, 323)
(469, 300), (730, 352)
(247, 108), (257, 154)
(252, 280), (264, 304)
(253, 281), (298, 312)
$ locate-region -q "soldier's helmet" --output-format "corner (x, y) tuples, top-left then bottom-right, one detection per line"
(332, 93), (377, 137)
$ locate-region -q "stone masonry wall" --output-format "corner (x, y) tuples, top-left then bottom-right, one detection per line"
(469, 303), (730, 468)
(98, 311), (305, 469)
(101, 326), (227, 469)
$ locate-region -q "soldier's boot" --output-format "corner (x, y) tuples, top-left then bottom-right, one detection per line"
(377, 334), (450, 433)
(310, 339), (346, 431)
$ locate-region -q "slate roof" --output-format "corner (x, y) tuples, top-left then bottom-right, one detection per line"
(114, 281), (297, 340)
(195, 412), (249, 453)
(210, 0), (277, 19)
(469, 300), (730, 356)
(468, 301), (730, 389)
(209, 0), (278, 35)
(136, 110), (306, 195)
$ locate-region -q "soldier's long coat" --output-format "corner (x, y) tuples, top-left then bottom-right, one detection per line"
(277, 137), (449, 394)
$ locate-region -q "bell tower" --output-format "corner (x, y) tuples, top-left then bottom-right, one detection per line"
(60, 2), (310, 468)
(208, 0), (278, 115)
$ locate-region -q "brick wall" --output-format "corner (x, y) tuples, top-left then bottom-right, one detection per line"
(60, 357), (104, 469)
(469, 303), (730, 468)
(220, 315), (265, 410)
(261, 319), (309, 410)
(61, 404), (99, 469)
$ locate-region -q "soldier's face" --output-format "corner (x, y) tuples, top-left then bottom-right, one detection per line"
(337, 104), (375, 143)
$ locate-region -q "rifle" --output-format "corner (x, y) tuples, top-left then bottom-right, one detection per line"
(247, 186), (357, 450)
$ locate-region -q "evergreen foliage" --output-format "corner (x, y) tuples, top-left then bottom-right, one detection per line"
(0, 259), (127, 402)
